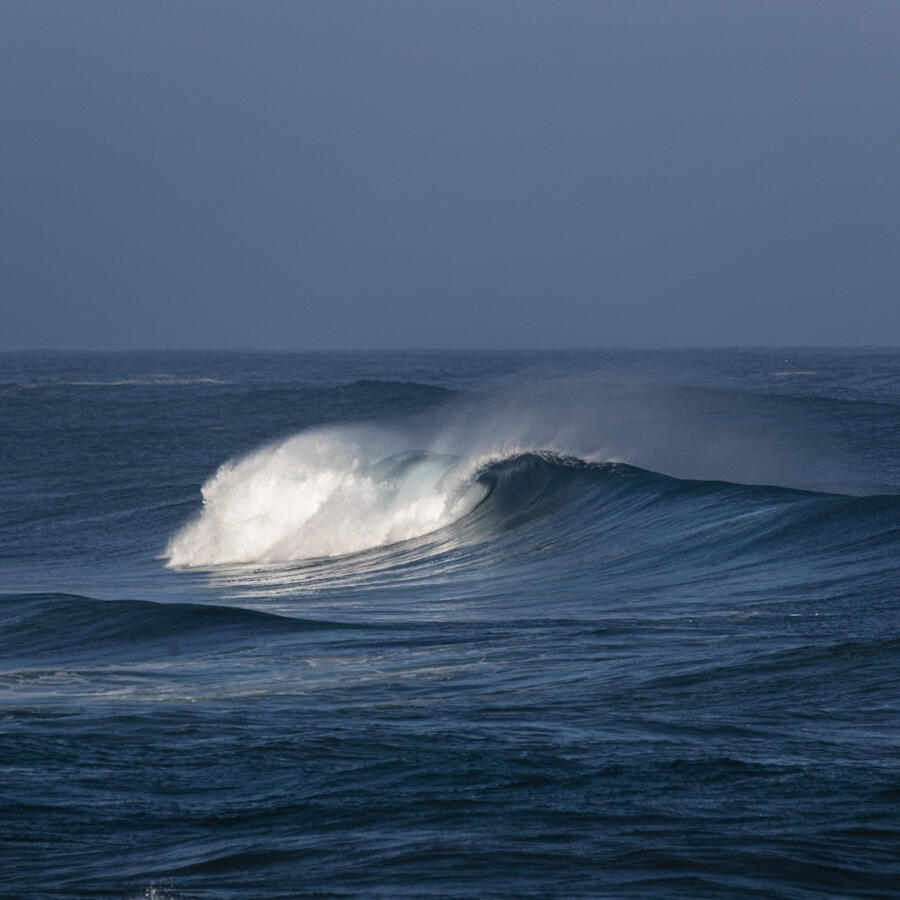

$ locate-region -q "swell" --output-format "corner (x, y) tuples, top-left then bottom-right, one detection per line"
(0, 593), (354, 662)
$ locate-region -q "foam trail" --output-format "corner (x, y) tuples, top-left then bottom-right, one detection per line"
(165, 429), (488, 567)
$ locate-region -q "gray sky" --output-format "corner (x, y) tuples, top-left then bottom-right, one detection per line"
(2, 0), (899, 350)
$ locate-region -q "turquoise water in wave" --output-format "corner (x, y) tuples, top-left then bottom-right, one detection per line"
(2, 349), (899, 899)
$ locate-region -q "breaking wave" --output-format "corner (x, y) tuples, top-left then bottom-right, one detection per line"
(165, 426), (900, 572)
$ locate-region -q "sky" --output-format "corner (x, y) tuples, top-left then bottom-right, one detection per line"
(2, 0), (899, 350)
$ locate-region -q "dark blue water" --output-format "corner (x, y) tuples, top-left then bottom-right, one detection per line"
(2, 349), (899, 899)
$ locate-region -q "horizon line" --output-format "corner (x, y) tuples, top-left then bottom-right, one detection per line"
(3, 343), (900, 354)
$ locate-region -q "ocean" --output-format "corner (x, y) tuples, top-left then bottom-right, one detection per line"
(2, 348), (899, 899)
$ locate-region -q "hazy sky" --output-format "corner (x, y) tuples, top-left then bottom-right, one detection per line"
(2, 1), (899, 350)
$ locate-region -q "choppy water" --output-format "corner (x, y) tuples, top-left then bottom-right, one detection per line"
(2, 349), (899, 899)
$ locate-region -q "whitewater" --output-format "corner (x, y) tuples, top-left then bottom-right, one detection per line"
(165, 434), (492, 565)
(2, 348), (900, 899)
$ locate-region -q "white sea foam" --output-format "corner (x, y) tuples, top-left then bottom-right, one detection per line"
(165, 429), (489, 567)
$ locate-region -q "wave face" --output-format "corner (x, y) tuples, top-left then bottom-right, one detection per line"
(4, 349), (900, 900)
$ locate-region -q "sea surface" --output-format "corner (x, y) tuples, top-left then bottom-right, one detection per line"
(2, 348), (899, 899)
